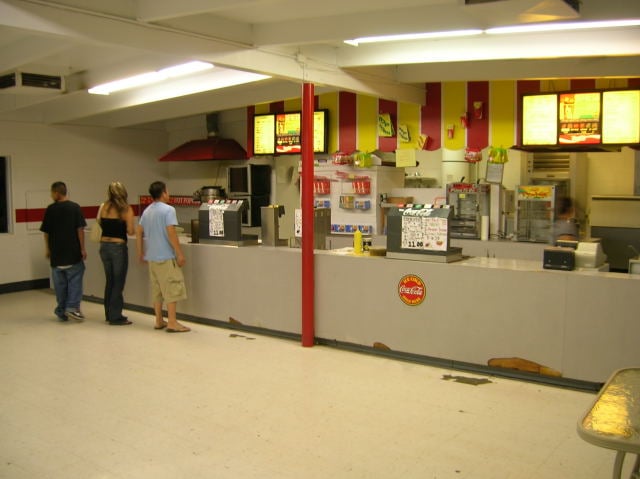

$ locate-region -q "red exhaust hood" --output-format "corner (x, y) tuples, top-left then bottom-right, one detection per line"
(159, 137), (247, 161)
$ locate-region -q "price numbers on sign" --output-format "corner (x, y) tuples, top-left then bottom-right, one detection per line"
(400, 209), (448, 252)
(208, 204), (228, 237)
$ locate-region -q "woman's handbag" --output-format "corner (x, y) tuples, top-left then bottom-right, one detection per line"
(90, 203), (104, 242)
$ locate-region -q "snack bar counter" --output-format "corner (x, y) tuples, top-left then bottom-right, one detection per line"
(82, 237), (640, 385)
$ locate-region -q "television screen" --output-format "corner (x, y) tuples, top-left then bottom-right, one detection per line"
(522, 94), (558, 146)
(276, 110), (327, 154)
(558, 92), (601, 145)
(253, 110), (327, 155)
(602, 90), (640, 144)
(253, 114), (276, 155)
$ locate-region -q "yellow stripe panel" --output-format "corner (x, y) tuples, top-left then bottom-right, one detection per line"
(318, 92), (339, 154)
(254, 103), (270, 114)
(284, 98), (302, 112)
(357, 94), (378, 153)
(540, 79), (570, 92)
(490, 81), (516, 148)
(397, 102), (421, 150)
(443, 82), (465, 150)
(596, 78), (628, 89)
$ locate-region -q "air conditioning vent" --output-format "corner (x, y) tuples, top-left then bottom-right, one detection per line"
(527, 152), (571, 179)
(0, 72), (64, 94)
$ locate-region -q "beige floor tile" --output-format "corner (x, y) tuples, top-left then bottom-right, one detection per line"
(0, 289), (627, 478)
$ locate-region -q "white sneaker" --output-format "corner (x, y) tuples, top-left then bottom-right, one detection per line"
(67, 310), (85, 321)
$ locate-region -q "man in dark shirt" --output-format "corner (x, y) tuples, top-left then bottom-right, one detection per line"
(40, 181), (87, 321)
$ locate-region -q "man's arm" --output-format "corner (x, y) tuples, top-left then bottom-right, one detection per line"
(77, 227), (87, 260)
(43, 233), (50, 259)
(166, 225), (185, 267)
(135, 225), (145, 263)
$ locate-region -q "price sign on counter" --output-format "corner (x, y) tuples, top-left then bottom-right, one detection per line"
(401, 208), (448, 251)
(208, 203), (228, 237)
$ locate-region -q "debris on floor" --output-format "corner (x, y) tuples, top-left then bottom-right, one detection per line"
(442, 374), (492, 386)
(229, 333), (256, 340)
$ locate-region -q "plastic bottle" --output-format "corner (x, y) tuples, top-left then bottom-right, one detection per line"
(353, 229), (363, 255)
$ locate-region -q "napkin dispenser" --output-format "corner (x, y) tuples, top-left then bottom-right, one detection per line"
(543, 246), (575, 271)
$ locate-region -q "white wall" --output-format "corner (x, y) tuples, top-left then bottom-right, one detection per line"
(0, 120), (168, 285)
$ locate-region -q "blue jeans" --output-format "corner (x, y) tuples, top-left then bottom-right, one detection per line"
(99, 242), (128, 322)
(51, 261), (85, 318)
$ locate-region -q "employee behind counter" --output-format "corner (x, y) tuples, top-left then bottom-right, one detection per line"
(552, 197), (579, 244)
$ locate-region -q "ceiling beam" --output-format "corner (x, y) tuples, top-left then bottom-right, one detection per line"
(211, 49), (425, 104)
(136, 0), (258, 22)
(396, 56), (640, 83)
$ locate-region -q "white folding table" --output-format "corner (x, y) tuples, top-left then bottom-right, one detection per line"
(577, 368), (640, 479)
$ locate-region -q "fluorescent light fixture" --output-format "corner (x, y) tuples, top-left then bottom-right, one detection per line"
(343, 19), (640, 46)
(486, 19), (640, 35)
(88, 61), (213, 95)
(344, 29), (482, 46)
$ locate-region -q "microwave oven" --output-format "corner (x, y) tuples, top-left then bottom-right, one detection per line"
(227, 164), (271, 196)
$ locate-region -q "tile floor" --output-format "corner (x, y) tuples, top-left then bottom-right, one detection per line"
(0, 290), (628, 478)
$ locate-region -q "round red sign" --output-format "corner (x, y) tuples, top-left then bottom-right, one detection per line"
(398, 274), (426, 306)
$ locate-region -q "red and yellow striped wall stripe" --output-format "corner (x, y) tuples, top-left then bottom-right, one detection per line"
(249, 77), (640, 155)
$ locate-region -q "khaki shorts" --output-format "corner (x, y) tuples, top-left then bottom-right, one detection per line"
(148, 259), (187, 304)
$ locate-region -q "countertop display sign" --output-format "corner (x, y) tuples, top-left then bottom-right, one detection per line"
(401, 207), (449, 252)
(207, 203), (229, 237)
(398, 274), (426, 306)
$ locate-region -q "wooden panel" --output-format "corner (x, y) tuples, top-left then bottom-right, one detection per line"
(338, 91), (357, 153)
(397, 102), (420, 150)
(246, 105), (255, 157)
(422, 82), (442, 151)
(490, 81), (516, 148)
(571, 79), (596, 91)
(467, 81), (489, 150)
(254, 103), (270, 114)
(443, 82), (466, 150)
(318, 92), (339, 154)
(378, 98), (398, 152)
(284, 98), (302, 112)
(357, 94), (378, 153)
(270, 101), (285, 113)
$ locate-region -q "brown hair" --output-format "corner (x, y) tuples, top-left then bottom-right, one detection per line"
(105, 181), (129, 215)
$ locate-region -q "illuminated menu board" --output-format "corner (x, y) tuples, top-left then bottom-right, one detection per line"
(253, 114), (275, 155)
(253, 110), (327, 155)
(521, 89), (640, 148)
(602, 90), (640, 144)
(275, 112), (301, 154)
(522, 94), (558, 146)
(558, 92), (601, 144)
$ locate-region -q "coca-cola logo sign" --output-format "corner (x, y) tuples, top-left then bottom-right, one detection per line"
(398, 274), (426, 306)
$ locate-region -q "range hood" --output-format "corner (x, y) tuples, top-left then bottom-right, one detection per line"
(158, 137), (247, 162)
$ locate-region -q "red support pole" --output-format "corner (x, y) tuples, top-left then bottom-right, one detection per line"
(301, 82), (315, 347)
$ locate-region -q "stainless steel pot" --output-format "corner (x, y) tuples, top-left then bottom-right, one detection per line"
(193, 186), (226, 202)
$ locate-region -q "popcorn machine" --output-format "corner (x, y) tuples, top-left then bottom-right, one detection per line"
(515, 185), (556, 243)
(446, 183), (490, 239)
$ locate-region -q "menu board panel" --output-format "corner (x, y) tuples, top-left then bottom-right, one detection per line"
(275, 111), (327, 154)
(522, 94), (557, 145)
(276, 112), (301, 154)
(558, 92), (601, 145)
(253, 114), (275, 155)
(602, 90), (640, 144)
(254, 111), (327, 155)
